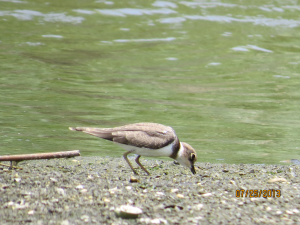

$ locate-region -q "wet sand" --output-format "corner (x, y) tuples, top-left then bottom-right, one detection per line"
(1, 157), (299, 224)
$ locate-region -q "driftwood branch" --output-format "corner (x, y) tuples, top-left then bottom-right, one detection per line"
(0, 150), (81, 162)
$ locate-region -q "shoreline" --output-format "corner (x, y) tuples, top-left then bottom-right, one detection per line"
(1, 156), (300, 224)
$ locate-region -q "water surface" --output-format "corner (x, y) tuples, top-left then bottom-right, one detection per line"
(1, 0), (300, 165)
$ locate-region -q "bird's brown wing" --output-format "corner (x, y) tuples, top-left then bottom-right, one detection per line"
(70, 123), (177, 149)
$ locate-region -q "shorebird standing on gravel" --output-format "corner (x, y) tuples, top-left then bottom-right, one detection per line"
(69, 123), (197, 175)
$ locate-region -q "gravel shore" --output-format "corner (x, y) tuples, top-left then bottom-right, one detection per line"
(1, 156), (300, 225)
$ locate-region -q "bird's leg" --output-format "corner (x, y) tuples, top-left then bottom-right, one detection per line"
(123, 151), (139, 175)
(135, 155), (150, 175)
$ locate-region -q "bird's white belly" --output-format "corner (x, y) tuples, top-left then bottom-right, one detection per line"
(115, 143), (173, 157)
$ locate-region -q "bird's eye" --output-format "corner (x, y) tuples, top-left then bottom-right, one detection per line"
(190, 153), (196, 161)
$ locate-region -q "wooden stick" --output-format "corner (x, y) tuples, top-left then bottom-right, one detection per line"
(0, 150), (80, 162)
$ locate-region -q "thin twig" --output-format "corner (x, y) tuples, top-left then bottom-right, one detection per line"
(0, 150), (81, 162)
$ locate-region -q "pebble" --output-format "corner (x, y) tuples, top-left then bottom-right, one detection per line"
(156, 192), (165, 196)
(192, 204), (204, 210)
(139, 218), (168, 224)
(176, 194), (184, 198)
(75, 184), (84, 189)
(202, 193), (213, 197)
(14, 177), (21, 183)
(28, 210), (35, 215)
(115, 205), (143, 219)
(268, 177), (288, 183)
(61, 220), (70, 225)
(80, 215), (90, 222)
(170, 188), (179, 193)
(130, 176), (139, 183)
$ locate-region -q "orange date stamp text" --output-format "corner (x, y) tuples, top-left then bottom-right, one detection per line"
(236, 189), (281, 198)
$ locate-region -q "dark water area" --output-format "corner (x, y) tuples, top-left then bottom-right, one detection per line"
(1, 0), (300, 165)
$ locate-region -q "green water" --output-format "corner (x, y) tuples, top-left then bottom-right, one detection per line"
(1, 0), (300, 164)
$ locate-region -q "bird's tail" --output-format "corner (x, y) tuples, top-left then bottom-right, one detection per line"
(69, 127), (114, 141)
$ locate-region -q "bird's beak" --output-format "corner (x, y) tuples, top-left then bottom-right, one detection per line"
(191, 165), (196, 174)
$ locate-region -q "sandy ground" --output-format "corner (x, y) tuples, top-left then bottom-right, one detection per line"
(1, 156), (300, 225)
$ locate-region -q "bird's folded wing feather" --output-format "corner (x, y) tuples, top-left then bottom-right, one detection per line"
(72, 123), (177, 149)
(112, 130), (176, 149)
(70, 123), (178, 149)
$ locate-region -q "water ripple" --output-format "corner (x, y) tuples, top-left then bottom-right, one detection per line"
(96, 8), (176, 17)
(0, 10), (84, 23)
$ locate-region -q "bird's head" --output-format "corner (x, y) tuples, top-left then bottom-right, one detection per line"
(176, 142), (197, 174)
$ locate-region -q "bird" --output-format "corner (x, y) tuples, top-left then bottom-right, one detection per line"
(69, 122), (197, 175)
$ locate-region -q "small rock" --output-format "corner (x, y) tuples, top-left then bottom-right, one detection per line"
(268, 177), (288, 183)
(20, 191), (32, 196)
(80, 189), (88, 193)
(293, 209), (300, 214)
(170, 188), (179, 193)
(80, 215), (89, 222)
(176, 194), (184, 198)
(156, 192), (165, 196)
(3, 201), (14, 208)
(109, 187), (119, 194)
(14, 178), (21, 183)
(102, 197), (110, 203)
(115, 205), (143, 219)
(188, 216), (203, 222)
(192, 204), (204, 210)
(202, 193), (213, 197)
(198, 189), (206, 194)
(14, 203), (29, 209)
(75, 184), (84, 189)
(139, 218), (168, 224)
(61, 220), (70, 225)
(28, 210), (35, 215)
(230, 180), (237, 186)
(51, 198), (59, 203)
(130, 176), (139, 183)
(150, 218), (168, 224)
